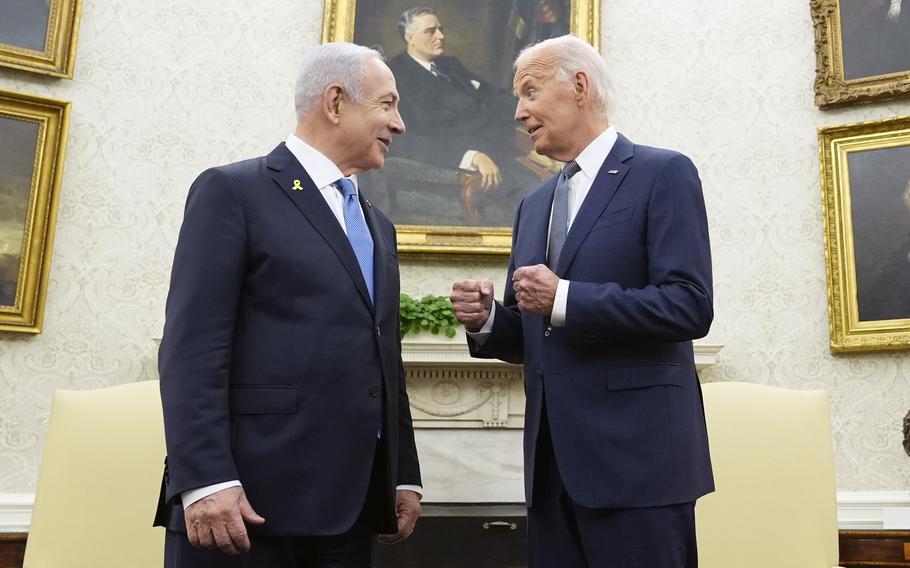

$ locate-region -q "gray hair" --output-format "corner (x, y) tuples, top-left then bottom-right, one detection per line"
(397, 7), (435, 41)
(294, 42), (383, 118)
(515, 35), (614, 119)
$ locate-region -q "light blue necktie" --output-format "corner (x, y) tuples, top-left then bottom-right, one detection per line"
(336, 178), (374, 302)
(547, 160), (582, 270)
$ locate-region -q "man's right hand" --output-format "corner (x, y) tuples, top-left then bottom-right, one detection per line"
(451, 280), (494, 332)
(471, 152), (502, 189)
(184, 486), (265, 555)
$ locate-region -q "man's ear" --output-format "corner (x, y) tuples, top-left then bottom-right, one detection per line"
(573, 70), (590, 107)
(323, 84), (345, 125)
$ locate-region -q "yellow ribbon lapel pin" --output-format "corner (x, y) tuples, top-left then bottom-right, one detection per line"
(291, 179), (304, 191)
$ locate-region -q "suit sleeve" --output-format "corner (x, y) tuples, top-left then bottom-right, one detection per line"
(391, 229), (421, 487)
(158, 168), (246, 503)
(566, 154), (713, 342)
(468, 201), (526, 364)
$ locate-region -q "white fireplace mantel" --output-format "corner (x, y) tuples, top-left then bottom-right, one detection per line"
(401, 334), (723, 430)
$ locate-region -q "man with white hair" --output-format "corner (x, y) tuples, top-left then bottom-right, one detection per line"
(452, 35), (714, 567)
(155, 42), (422, 567)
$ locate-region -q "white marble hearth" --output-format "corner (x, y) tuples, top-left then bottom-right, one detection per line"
(401, 333), (723, 503)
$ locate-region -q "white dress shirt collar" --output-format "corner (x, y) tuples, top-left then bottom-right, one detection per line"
(573, 126), (618, 180)
(408, 53), (435, 73)
(284, 133), (357, 192)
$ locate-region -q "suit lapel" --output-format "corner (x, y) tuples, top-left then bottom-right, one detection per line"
(360, 191), (388, 317)
(524, 176), (559, 266)
(267, 144), (374, 314)
(556, 134), (634, 276)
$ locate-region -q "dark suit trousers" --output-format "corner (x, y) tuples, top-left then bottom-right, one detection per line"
(528, 400), (698, 568)
(164, 444), (389, 568)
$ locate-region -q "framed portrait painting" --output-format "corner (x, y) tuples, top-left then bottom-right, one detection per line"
(0, 0), (82, 78)
(0, 90), (70, 333)
(819, 115), (910, 352)
(323, 0), (600, 256)
(812, 0), (910, 108)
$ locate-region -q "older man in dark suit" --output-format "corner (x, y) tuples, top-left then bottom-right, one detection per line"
(155, 42), (422, 567)
(387, 6), (542, 226)
(452, 35), (714, 567)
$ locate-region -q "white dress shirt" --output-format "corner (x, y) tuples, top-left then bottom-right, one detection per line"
(181, 135), (421, 509)
(470, 126), (618, 336)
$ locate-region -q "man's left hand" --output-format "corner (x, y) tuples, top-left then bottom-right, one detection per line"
(378, 490), (422, 545)
(513, 264), (559, 316)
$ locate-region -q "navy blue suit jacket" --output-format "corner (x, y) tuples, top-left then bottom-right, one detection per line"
(155, 143), (420, 536)
(471, 134), (715, 508)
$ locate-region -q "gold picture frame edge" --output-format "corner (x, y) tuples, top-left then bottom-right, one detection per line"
(818, 113), (910, 352)
(811, 0), (910, 109)
(322, 0), (600, 257)
(0, 0), (83, 79)
(0, 89), (71, 334)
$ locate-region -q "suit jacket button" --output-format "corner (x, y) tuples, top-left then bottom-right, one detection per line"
(369, 385), (382, 397)
(376, 326), (382, 337)
(544, 330), (550, 337)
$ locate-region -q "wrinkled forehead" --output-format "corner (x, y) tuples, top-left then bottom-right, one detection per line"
(513, 52), (558, 88)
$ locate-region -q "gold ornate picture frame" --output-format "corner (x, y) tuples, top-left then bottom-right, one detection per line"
(811, 0), (910, 108)
(819, 115), (910, 352)
(0, 90), (70, 333)
(322, 0), (600, 257)
(0, 0), (83, 78)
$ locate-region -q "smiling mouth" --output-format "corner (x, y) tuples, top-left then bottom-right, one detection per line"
(378, 137), (391, 151)
(528, 126), (542, 137)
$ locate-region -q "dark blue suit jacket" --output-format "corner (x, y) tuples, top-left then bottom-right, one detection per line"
(471, 134), (715, 508)
(155, 143), (420, 536)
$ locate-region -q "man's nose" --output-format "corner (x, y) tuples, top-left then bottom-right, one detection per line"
(514, 100), (528, 122)
(391, 108), (406, 134)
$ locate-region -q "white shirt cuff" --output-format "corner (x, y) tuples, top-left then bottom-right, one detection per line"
(466, 305), (496, 345)
(550, 279), (569, 327)
(181, 480), (242, 510)
(459, 150), (479, 170)
(396, 485), (423, 498)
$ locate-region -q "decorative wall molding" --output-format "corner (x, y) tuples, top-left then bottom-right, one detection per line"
(401, 338), (723, 429)
(0, 495), (32, 534)
(401, 336), (724, 370)
(0, 491), (904, 532)
(837, 491), (910, 530)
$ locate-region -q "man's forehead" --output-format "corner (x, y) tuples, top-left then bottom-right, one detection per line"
(513, 56), (556, 85)
(414, 14), (440, 29)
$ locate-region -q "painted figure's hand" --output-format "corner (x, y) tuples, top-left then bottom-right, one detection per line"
(472, 152), (503, 189)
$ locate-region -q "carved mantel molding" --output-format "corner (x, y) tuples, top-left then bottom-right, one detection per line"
(401, 335), (723, 429)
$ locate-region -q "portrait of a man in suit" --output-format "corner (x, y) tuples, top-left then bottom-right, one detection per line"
(0, 116), (39, 307)
(353, 1), (570, 227)
(851, 144), (910, 322)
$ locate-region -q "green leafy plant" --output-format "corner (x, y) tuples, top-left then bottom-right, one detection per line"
(399, 293), (460, 338)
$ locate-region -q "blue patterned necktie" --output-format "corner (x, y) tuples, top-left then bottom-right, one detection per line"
(547, 160), (582, 270)
(336, 178), (374, 302)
